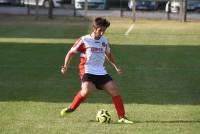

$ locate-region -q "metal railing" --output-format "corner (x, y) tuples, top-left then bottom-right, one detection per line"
(0, 0), (199, 21)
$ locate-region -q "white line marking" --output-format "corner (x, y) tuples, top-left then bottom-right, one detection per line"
(125, 24), (135, 36)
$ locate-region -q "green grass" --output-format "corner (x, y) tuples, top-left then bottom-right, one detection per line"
(0, 17), (200, 134)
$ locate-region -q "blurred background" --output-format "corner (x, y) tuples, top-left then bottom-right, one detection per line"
(0, 0), (199, 21)
(1, 1), (200, 134)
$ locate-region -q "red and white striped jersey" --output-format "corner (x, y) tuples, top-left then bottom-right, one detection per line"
(69, 34), (110, 78)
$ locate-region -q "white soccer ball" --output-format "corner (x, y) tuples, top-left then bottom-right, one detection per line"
(96, 109), (111, 123)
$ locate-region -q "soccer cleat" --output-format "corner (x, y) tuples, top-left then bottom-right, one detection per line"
(118, 117), (133, 124)
(60, 107), (74, 117)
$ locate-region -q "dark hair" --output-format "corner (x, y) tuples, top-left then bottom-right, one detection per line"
(92, 17), (110, 28)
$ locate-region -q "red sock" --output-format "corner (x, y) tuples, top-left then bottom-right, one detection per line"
(112, 95), (125, 118)
(69, 91), (86, 110)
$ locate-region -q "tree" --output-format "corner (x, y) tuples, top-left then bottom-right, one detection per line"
(131, 0), (136, 22)
(35, 0), (39, 20)
(48, 0), (53, 19)
(180, 0), (187, 22)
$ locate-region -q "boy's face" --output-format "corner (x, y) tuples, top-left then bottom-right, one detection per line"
(93, 26), (107, 39)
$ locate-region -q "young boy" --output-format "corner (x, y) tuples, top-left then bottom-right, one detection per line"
(60, 17), (133, 124)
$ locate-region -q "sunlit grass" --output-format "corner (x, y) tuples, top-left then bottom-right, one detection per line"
(0, 18), (200, 134)
(0, 37), (74, 44)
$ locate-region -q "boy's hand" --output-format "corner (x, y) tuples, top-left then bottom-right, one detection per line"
(116, 67), (123, 75)
(61, 66), (67, 74)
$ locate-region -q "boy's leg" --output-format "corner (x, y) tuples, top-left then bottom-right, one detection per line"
(69, 91), (86, 110)
(61, 81), (93, 116)
(102, 81), (133, 123)
(60, 91), (85, 116)
(101, 81), (125, 118)
(112, 95), (125, 118)
(70, 81), (93, 110)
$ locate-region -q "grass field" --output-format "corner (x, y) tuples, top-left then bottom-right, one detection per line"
(0, 17), (200, 134)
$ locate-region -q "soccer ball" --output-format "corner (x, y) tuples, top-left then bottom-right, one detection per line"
(96, 109), (111, 123)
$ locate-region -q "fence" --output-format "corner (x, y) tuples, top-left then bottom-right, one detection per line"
(0, 0), (199, 21)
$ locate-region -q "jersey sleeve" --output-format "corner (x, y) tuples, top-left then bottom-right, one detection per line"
(69, 38), (85, 53)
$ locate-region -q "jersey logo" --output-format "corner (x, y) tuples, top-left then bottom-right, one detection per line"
(91, 47), (103, 53)
(102, 42), (106, 47)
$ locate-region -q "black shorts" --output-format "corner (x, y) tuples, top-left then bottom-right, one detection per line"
(82, 73), (113, 90)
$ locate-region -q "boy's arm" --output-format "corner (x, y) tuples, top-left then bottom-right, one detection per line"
(61, 38), (83, 74)
(61, 52), (75, 74)
(105, 52), (123, 75)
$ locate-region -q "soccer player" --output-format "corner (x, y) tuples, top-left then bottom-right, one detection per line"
(60, 17), (133, 124)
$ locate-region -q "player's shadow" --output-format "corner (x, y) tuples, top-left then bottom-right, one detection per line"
(0, 43), (200, 105)
(88, 120), (200, 124)
(0, 17), (91, 40)
(133, 120), (200, 124)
